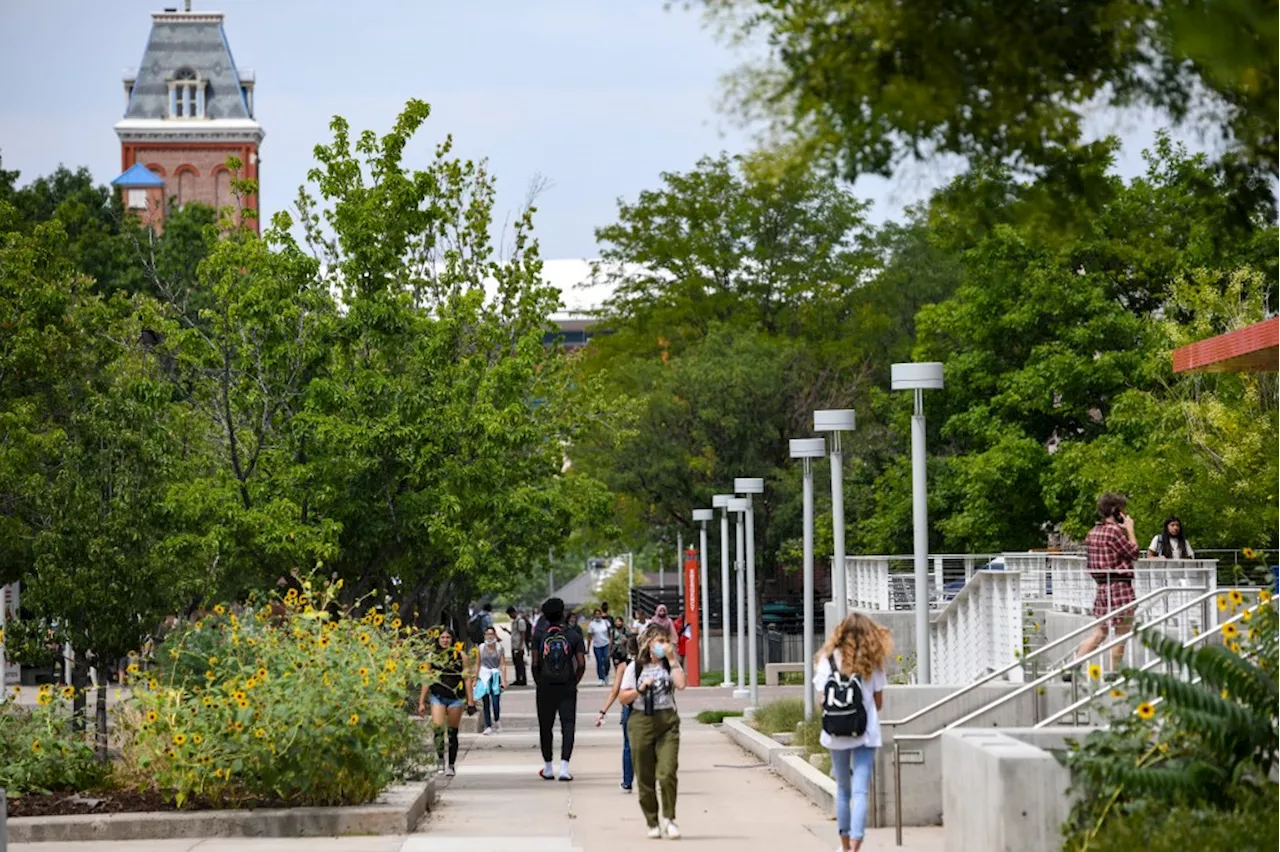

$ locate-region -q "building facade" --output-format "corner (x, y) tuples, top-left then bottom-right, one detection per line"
(112, 5), (263, 232)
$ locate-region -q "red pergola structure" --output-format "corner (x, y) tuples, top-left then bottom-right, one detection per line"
(1172, 317), (1279, 373)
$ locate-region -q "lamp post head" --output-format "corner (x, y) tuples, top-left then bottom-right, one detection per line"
(712, 494), (733, 509)
(813, 409), (856, 432)
(692, 509), (714, 522)
(734, 477), (765, 495)
(789, 438), (826, 459)
(726, 497), (751, 513)
(891, 362), (944, 390)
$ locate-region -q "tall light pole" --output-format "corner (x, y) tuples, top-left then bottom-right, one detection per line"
(735, 477), (764, 708)
(790, 438), (825, 721)
(892, 362), (944, 685)
(712, 494), (734, 686)
(814, 409), (856, 625)
(692, 509), (713, 673)
(727, 497), (751, 699)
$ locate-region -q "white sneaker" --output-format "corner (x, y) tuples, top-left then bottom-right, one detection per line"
(664, 820), (681, 840)
(483, 726), (493, 736)
(647, 826), (662, 840)
(444, 765), (456, 777)
(493, 721), (501, 733)
(435, 765), (445, 775)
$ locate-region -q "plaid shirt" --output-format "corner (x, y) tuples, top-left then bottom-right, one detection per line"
(1085, 520), (1140, 579)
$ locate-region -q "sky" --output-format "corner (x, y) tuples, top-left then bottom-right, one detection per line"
(0, 1), (1209, 268)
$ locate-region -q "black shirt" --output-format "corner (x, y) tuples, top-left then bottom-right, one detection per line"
(428, 646), (467, 701)
(530, 621), (587, 687)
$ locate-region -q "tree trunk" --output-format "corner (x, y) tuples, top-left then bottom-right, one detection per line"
(71, 663), (89, 734)
(96, 678), (109, 761)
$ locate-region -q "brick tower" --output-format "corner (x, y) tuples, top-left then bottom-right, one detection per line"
(112, 3), (263, 232)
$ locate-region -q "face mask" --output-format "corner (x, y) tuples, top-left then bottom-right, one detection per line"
(485, 638), (496, 647)
(652, 642), (668, 659)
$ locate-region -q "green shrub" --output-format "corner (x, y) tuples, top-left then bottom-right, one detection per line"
(1083, 793), (1277, 851)
(0, 686), (107, 795)
(119, 581), (434, 807)
(796, 716), (824, 758)
(749, 697), (805, 734)
(695, 709), (744, 724)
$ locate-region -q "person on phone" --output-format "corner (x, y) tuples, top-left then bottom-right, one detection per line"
(595, 636), (640, 792)
(417, 627), (475, 777)
(1148, 517), (1195, 559)
(1072, 492), (1141, 671)
(619, 624), (687, 840)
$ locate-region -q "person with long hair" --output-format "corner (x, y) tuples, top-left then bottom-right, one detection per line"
(476, 625), (508, 735)
(1148, 517), (1195, 559)
(595, 635), (640, 792)
(418, 627), (475, 777)
(619, 624), (687, 839)
(814, 612), (892, 852)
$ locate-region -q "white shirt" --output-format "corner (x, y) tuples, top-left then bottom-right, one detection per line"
(1148, 535), (1194, 559)
(812, 653), (888, 750)
(620, 660), (676, 711)
(588, 617), (612, 648)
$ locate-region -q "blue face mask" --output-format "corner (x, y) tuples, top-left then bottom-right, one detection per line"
(652, 642), (668, 659)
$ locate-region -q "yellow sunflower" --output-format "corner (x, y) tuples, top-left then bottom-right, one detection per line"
(1229, 641), (1242, 654)
(145, 709), (159, 724)
(1222, 622), (1239, 640)
(1228, 589), (1244, 607)
(1087, 664), (1102, 681)
(1260, 589), (1272, 605)
(172, 733), (187, 746)
(1109, 689), (1126, 699)
(127, 663), (140, 675)
(60, 685), (76, 700)
(1135, 702), (1156, 720)
(348, 713), (360, 726)
(255, 667), (267, 680)
(1242, 547), (1257, 559)
(213, 604), (226, 615)
(254, 727), (267, 739)
(30, 739), (41, 753)
(359, 632), (371, 644)
(1216, 595), (1228, 612)
(192, 733), (204, 745)
(391, 618), (403, 630)
(37, 691), (53, 706)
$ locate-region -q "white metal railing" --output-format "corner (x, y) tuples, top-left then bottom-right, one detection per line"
(1047, 556), (1216, 616)
(929, 570), (1023, 684)
(845, 554), (1000, 611)
(848, 556), (892, 610)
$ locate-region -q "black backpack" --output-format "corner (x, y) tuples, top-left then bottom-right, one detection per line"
(821, 655), (868, 737)
(539, 625), (574, 685)
(467, 612), (486, 646)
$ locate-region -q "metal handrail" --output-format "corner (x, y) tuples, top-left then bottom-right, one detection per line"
(889, 585), (1219, 846)
(880, 584), (1204, 731)
(1035, 596), (1270, 727)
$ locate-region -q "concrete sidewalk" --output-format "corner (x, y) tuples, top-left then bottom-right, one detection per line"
(9, 686), (945, 851)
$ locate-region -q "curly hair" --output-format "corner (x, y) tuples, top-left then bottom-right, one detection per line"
(816, 612), (893, 678)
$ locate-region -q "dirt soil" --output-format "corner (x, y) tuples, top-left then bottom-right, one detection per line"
(7, 788), (293, 818)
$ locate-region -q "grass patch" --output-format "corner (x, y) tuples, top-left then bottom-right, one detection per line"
(695, 710), (745, 725)
(748, 697), (806, 734)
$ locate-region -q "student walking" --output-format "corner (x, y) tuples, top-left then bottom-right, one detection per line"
(595, 636), (640, 792)
(418, 627), (475, 778)
(620, 624), (687, 839)
(1073, 492), (1141, 670)
(531, 596), (587, 781)
(814, 612), (892, 852)
(588, 608), (613, 685)
(476, 625), (508, 734)
(507, 606), (530, 686)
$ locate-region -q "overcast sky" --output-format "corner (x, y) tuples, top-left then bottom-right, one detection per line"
(0, 1), (1207, 261)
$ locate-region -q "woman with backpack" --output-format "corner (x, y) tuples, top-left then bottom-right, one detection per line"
(595, 635), (640, 792)
(814, 612), (892, 852)
(417, 626), (475, 778)
(619, 624), (687, 840)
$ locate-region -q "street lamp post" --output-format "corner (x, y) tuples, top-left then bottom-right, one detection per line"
(712, 494), (734, 687)
(726, 497), (751, 699)
(814, 409), (856, 625)
(789, 438), (826, 721)
(693, 509), (714, 674)
(734, 478), (764, 708)
(892, 362), (944, 685)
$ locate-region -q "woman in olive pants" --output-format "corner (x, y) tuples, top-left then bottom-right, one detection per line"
(619, 624), (687, 840)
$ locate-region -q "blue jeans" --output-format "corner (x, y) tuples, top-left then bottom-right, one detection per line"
(830, 746), (875, 839)
(593, 645), (610, 681)
(482, 691), (501, 728)
(620, 703), (634, 787)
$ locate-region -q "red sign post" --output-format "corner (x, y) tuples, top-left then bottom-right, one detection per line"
(683, 547), (701, 686)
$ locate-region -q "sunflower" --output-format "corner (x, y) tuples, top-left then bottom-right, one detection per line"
(172, 733), (187, 746)
(1222, 622), (1239, 640)
(1242, 547), (1258, 559)
(60, 685), (76, 700)
(385, 660), (398, 673)
(145, 709), (159, 724)
(254, 727), (267, 739)
(30, 738), (41, 753)
(418, 663), (429, 674)
(214, 767), (227, 779)
(453, 641), (464, 653)
(1228, 589), (1244, 607)
(244, 678), (257, 690)
(149, 678), (160, 691)
(391, 618), (402, 630)
(358, 666), (370, 677)
(127, 650), (139, 660)
(236, 699), (250, 710)
(233, 721), (245, 733)
(202, 695), (214, 707)
(1229, 641), (1242, 654)
(208, 656), (219, 666)
(194, 621), (204, 630)
(213, 604), (226, 615)
(205, 670), (216, 681)
(127, 663), (141, 675)
(373, 613), (385, 627)
(192, 733), (204, 745)
(359, 632), (371, 644)
(285, 588), (298, 601)
(37, 691), (54, 706)
(1260, 589), (1272, 605)
(318, 635), (331, 648)
(1135, 702), (1156, 720)
(1216, 595), (1229, 612)
(1221, 688), (1231, 699)
(348, 713), (360, 726)
(1109, 689), (1126, 699)
(1087, 664), (1102, 681)
(1242, 609), (1253, 622)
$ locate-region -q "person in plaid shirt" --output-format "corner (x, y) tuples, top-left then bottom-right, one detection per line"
(1073, 492), (1140, 670)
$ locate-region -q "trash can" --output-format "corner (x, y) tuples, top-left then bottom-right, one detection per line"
(765, 625), (784, 664)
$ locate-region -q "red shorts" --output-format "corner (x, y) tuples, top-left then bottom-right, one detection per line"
(1093, 581), (1135, 627)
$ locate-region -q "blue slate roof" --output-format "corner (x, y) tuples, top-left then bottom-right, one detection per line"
(112, 163), (166, 188)
(125, 12), (251, 120)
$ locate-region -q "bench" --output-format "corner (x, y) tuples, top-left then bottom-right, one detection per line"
(764, 662), (805, 686)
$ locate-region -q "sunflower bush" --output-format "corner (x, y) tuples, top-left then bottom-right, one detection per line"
(0, 685), (106, 795)
(1059, 588), (1278, 850)
(118, 580), (434, 807)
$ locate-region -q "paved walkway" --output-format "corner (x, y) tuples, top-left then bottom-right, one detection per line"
(10, 683), (945, 851)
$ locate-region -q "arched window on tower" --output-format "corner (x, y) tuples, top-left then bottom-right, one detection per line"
(213, 168), (233, 217)
(169, 68), (206, 119)
(176, 168), (197, 208)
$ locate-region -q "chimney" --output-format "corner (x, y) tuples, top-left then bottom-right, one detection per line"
(184, 0), (192, 10)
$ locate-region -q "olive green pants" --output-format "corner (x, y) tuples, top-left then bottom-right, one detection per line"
(628, 707), (680, 826)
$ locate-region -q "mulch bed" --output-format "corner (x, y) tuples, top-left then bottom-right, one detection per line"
(7, 789), (294, 818)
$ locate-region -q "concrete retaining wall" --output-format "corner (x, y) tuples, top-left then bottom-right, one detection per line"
(6, 780), (434, 844)
(942, 728), (1078, 852)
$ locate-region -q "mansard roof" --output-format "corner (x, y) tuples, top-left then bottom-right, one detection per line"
(123, 11), (252, 120)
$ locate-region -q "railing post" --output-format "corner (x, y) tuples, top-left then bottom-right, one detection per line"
(893, 739), (903, 846)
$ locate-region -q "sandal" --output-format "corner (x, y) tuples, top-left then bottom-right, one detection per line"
(539, 767), (555, 780)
